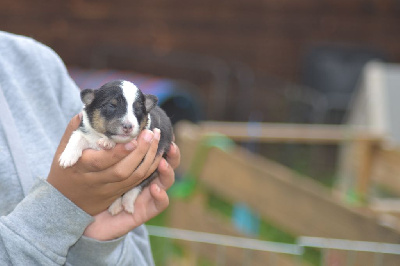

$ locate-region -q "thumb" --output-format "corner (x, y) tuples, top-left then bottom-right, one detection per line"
(55, 113), (82, 156)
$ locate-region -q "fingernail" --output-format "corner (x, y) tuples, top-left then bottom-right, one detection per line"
(143, 130), (154, 142)
(154, 128), (160, 140)
(78, 112), (83, 120)
(125, 140), (137, 151)
(162, 158), (169, 169)
(171, 142), (176, 152)
(155, 184), (160, 193)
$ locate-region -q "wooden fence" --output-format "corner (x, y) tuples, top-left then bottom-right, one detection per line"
(168, 121), (400, 265)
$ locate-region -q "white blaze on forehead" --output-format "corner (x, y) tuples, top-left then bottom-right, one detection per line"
(121, 80), (139, 100)
(121, 81), (140, 132)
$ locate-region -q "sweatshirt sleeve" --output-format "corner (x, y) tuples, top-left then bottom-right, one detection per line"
(0, 179), (93, 265)
(66, 225), (155, 266)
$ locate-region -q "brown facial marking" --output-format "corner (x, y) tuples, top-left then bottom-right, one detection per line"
(92, 110), (106, 133)
(139, 115), (149, 131)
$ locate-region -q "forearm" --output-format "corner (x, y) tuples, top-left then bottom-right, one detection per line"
(0, 179), (93, 265)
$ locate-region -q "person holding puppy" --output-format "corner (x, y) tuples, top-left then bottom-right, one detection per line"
(0, 31), (179, 265)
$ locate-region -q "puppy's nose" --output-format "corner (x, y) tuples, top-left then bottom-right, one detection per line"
(123, 122), (133, 133)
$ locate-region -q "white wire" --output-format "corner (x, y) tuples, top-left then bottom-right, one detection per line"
(147, 226), (400, 256)
(146, 225), (303, 255)
(298, 236), (400, 255)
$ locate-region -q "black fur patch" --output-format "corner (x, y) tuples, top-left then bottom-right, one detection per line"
(133, 90), (147, 128)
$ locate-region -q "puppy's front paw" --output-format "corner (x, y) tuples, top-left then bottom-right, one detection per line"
(122, 187), (142, 214)
(123, 199), (135, 214)
(108, 197), (123, 216)
(59, 150), (81, 168)
(97, 138), (116, 150)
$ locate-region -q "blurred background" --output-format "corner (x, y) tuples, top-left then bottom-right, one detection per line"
(3, 1), (400, 265)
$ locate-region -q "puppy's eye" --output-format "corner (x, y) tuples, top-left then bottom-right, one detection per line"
(105, 103), (117, 112)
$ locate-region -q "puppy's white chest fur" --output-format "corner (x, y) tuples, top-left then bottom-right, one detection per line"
(59, 114), (115, 168)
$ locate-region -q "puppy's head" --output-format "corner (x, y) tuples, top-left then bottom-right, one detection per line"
(81, 80), (158, 143)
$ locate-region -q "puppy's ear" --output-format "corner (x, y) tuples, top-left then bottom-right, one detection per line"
(145, 94), (158, 112)
(81, 89), (95, 105)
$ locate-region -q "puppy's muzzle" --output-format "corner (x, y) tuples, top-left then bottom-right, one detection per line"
(122, 122), (133, 134)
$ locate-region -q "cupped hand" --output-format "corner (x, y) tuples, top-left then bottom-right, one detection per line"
(47, 114), (161, 215)
(83, 142), (180, 241)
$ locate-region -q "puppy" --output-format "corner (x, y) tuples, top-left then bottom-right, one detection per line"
(59, 80), (173, 215)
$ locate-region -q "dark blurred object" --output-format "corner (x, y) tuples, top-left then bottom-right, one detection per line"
(68, 67), (203, 125)
(282, 46), (387, 184)
(302, 45), (387, 123)
(287, 45), (387, 124)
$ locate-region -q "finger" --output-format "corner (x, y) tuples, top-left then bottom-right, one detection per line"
(117, 129), (161, 187)
(166, 142), (180, 169)
(144, 154), (162, 178)
(156, 158), (175, 190)
(102, 129), (156, 183)
(149, 183), (169, 212)
(118, 154), (165, 197)
(116, 154), (162, 196)
(78, 140), (137, 172)
(134, 128), (161, 175)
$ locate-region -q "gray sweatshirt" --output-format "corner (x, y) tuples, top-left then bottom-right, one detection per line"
(0, 31), (154, 265)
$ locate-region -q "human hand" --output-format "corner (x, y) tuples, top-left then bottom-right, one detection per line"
(47, 114), (161, 215)
(83, 142), (180, 241)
